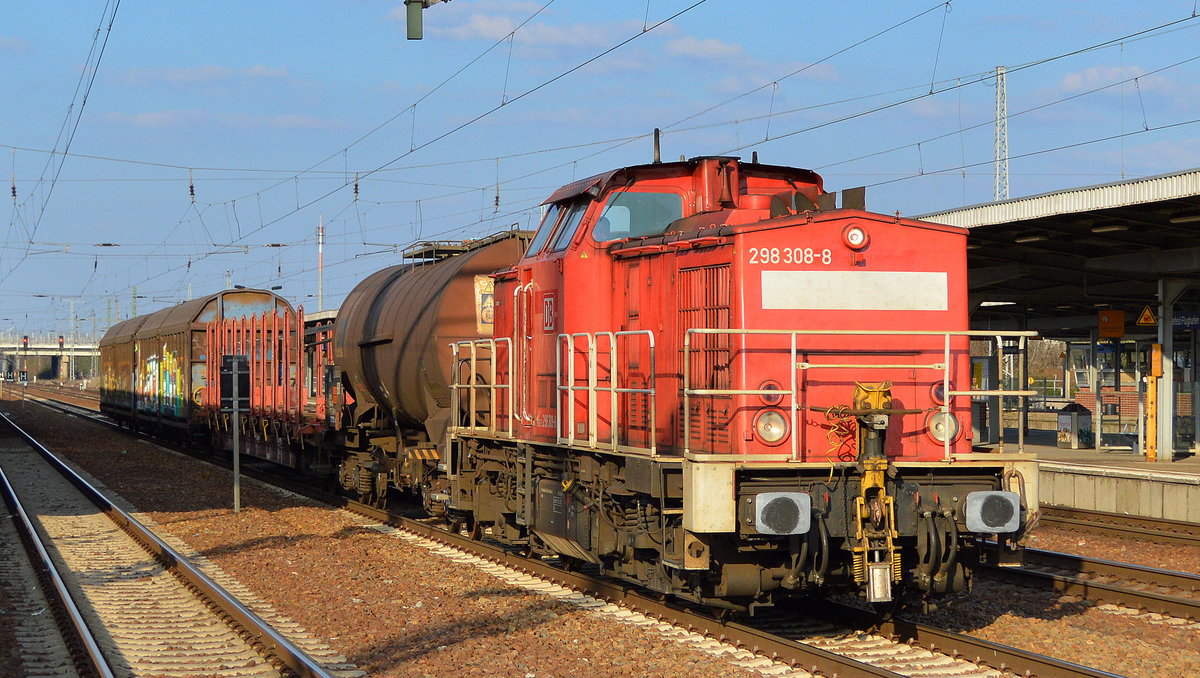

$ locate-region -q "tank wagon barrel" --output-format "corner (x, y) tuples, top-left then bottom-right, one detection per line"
(334, 232), (530, 443)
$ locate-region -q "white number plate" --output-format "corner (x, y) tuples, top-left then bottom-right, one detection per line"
(747, 247), (832, 265)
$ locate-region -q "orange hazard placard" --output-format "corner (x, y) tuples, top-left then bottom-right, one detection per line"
(1098, 310), (1125, 338)
(1136, 305), (1157, 326)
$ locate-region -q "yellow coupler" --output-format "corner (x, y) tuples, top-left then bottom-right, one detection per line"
(850, 382), (901, 596)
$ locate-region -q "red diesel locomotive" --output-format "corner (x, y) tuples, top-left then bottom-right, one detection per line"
(111, 156), (1039, 611)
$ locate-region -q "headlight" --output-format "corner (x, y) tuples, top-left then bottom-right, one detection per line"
(754, 492), (811, 535)
(842, 224), (869, 250)
(754, 409), (789, 445)
(965, 491), (1021, 533)
(759, 380), (783, 406)
(930, 380), (946, 405)
(926, 410), (959, 443)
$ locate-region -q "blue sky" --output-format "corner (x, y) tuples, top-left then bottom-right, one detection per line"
(3, 1), (1200, 337)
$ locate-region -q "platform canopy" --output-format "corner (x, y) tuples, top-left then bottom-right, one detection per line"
(921, 167), (1200, 338)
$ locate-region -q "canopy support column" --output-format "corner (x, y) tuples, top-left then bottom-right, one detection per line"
(1157, 278), (1189, 462)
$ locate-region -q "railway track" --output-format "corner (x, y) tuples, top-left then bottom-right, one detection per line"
(378, 509), (1126, 678)
(983, 548), (1200, 622)
(16, 382), (100, 410)
(15, 394), (1129, 678)
(1040, 506), (1200, 547)
(0, 410), (341, 678)
(25, 385), (1200, 552)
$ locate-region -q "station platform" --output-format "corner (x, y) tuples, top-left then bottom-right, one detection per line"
(983, 429), (1200, 522)
(990, 428), (1200, 470)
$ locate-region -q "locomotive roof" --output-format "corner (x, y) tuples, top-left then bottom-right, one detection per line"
(541, 157), (823, 206)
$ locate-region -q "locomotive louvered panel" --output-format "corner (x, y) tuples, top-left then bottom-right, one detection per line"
(680, 265), (731, 389)
(679, 264), (732, 453)
(684, 401), (731, 449)
(619, 372), (653, 449)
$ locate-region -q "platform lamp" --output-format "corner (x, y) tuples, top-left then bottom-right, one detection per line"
(404, 0), (449, 40)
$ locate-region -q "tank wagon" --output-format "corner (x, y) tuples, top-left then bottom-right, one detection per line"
(116, 156), (1039, 612)
(99, 288), (291, 434)
(332, 232), (529, 502)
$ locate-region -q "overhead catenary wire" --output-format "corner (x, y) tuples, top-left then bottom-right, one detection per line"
(4, 11), (1193, 190)
(2, 0), (122, 287)
(815, 52), (1200, 171)
(12, 6), (1200, 330)
(719, 13), (1200, 156)
(862, 115), (1200, 193)
(93, 0), (713, 305)
(1, 7), (1194, 187)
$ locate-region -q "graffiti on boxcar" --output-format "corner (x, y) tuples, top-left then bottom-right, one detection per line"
(140, 355), (159, 413)
(159, 348), (183, 417)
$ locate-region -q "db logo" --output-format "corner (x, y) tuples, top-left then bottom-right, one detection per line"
(542, 292), (557, 333)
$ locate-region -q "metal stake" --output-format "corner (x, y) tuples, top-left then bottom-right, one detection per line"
(232, 357), (241, 514)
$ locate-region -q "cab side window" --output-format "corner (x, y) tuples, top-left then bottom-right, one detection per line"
(548, 201), (588, 252)
(523, 203), (563, 258)
(592, 191), (683, 243)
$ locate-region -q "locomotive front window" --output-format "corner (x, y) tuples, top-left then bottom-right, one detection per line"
(593, 191), (683, 242)
(548, 201), (589, 252)
(524, 203), (564, 257)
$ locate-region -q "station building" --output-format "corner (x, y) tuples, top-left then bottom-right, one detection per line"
(922, 167), (1200, 463)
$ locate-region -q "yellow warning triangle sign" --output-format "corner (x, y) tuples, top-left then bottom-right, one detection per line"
(1137, 305), (1157, 326)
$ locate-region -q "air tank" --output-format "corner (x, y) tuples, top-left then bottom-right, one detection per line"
(334, 232), (527, 440)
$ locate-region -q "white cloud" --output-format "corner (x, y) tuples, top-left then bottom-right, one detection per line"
(1059, 65), (1173, 95)
(710, 61), (838, 95)
(389, 1), (641, 50)
(387, 0), (545, 21)
(425, 13), (638, 48)
(431, 13), (519, 41)
(1064, 139), (1200, 176)
(105, 109), (336, 130)
(116, 65), (291, 87)
(0, 36), (28, 52)
(664, 36), (744, 60)
(575, 54), (655, 77)
(1125, 139), (1200, 168)
(242, 64), (289, 79)
(105, 110), (200, 128)
(711, 75), (772, 96)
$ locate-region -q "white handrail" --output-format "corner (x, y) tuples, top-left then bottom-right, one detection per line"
(449, 337), (513, 437)
(556, 330), (657, 455)
(682, 328), (1038, 459)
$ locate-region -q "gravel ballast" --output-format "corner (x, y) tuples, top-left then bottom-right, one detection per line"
(7, 397), (1200, 677)
(0, 400), (773, 678)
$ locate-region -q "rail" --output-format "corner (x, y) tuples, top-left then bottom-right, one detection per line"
(0, 440), (113, 677)
(555, 330), (657, 455)
(683, 328), (1039, 459)
(984, 547), (1200, 621)
(449, 338), (513, 436)
(1039, 506), (1200, 546)
(0, 411), (334, 678)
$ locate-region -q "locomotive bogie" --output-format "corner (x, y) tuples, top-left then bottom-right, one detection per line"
(418, 432), (1034, 609)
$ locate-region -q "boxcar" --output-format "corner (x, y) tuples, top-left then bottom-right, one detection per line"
(99, 288), (291, 435)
